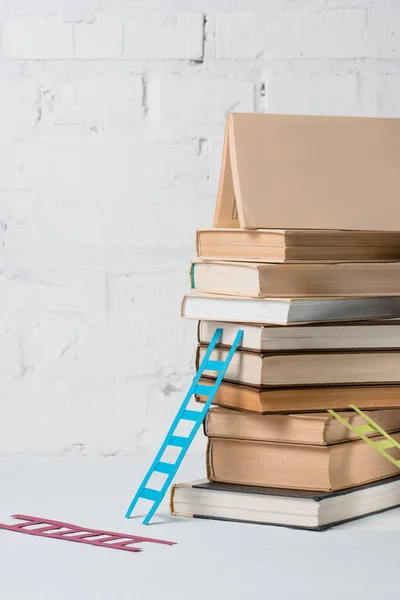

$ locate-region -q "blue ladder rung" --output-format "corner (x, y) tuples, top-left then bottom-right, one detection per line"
(194, 383), (217, 396)
(205, 360), (225, 371)
(154, 461), (175, 475)
(169, 435), (188, 448)
(181, 409), (202, 421)
(140, 488), (161, 502)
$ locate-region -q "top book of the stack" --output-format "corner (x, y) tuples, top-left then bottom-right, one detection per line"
(215, 113), (400, 231)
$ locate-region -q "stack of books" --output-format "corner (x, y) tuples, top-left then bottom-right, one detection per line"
(170, 113), (400, 530)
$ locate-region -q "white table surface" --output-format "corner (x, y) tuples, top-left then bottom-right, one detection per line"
(0, 454), (399, 600)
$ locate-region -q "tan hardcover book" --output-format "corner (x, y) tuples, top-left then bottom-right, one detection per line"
(198, 320), (400, 351)
(197, 228), (400, 262)
(196, 379), (400, 413)
(204, 406), (400, 445)
(214, 113), (400, 231)
(182, 293), (400, 325)
(206, 434), (400, 491)
(198, 345), (400, 387)
(191, 260), (400, 297)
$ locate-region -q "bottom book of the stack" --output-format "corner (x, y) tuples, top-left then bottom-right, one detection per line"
(170, 476), (400, 531)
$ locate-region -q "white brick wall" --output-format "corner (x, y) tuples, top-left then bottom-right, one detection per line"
(0, 1), (399, 456)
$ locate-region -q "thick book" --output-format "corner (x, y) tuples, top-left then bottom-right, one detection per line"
(198, 345), (400, 387)
(170, 477), (400, 530)
(198, 319), (400, 351)
(197, 228), (400, 262)
(214, 113), (400, 231)
(190, 259), (400, 298)
(204, 406), (400, 445)
(206, 433), (400, 491)
(196, 379), (400, 413)
(182, 293), (400, 325)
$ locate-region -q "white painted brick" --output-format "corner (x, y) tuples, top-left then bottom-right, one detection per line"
(74, 13), (123, 59)
(123, 12), (204, 60)
(2, 15), (73, 59)
(0, 377), (76, 454)
(148, 73), (254, 122)
(23, 317), (78, 376)
(216, 11), (263, 59)
(266, 71), (361, 116)
(0, 77), (40, 128)
(366, 9), (400, 59)
(0, 326), (22, 379)
(216, 9), (367, 59)
(0, 268), (107, 318)
(376, 74), (400, 117)
(0, 139), (206, 194)
(54, 75), (143, 125)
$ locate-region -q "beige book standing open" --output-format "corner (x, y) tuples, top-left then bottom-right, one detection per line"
(214, 113), (400, 230)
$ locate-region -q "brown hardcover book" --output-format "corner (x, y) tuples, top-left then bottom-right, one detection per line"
(196, 228), (400, 262)
(204, 406), (400, 445)
(198, 345), (400, 387)
(191, 259), (400, 298)
(206, 434), (400, 491)
(214, 113), (400, 231)
(198, 319), (400, 351)
(196, 379), (400, 413)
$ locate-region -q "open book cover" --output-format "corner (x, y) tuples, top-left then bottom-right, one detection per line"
(214, 113), (400, 231)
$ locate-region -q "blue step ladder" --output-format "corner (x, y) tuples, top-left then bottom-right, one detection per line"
(125, 328), (243, 525)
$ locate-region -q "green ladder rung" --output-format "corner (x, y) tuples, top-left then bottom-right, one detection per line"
(372, 439), (396, 451)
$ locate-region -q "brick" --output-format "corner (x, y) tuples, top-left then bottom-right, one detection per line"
(376, 74), (400, 117)
(0, 77), (40, 128)
(74, 14), (123, 59)
(148, 73), (254, 122)
(23, 316), (79, 376)
(0, 139), (203, 192)
(216, 9), (367, 59)
(0, 323), (22, 379)
(216, 11), (262, 59)
(123, 12), (204, 60)
(2, 15), (73, 59)
(0, 268), (107, 318)
(54, 75), (143, 125)
(366, 9), (400, 59)
(0, 377), (76, 454)
(266, 71), (361, 116)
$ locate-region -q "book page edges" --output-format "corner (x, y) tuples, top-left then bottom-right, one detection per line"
(213, 114), (240, 228)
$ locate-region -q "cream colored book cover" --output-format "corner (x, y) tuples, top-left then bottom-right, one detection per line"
(214, 113), (400, 231)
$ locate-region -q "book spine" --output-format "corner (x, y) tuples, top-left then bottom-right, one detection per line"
(206, 438), (214, 480)
(180, 295), (187, 318)
(190, 262), (195, 289)
(195, 229), (201, 256)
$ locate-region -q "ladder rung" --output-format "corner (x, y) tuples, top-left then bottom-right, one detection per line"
(140, 488), (161, 502)
(181, 409), (202, 422)
(205, 360), (225, 371)
(353, 424), (376, 435)
(154, 462), (175, 475)
(372, 439), (396, 451)
(169, 436), (188, 448)
(194, 383), (217, 396)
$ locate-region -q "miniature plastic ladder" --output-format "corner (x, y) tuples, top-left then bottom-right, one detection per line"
(125, 327), (243, 525)
(328, 405), (400, 468)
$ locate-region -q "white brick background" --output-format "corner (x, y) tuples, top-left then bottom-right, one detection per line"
(0, 0), (399, 456)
